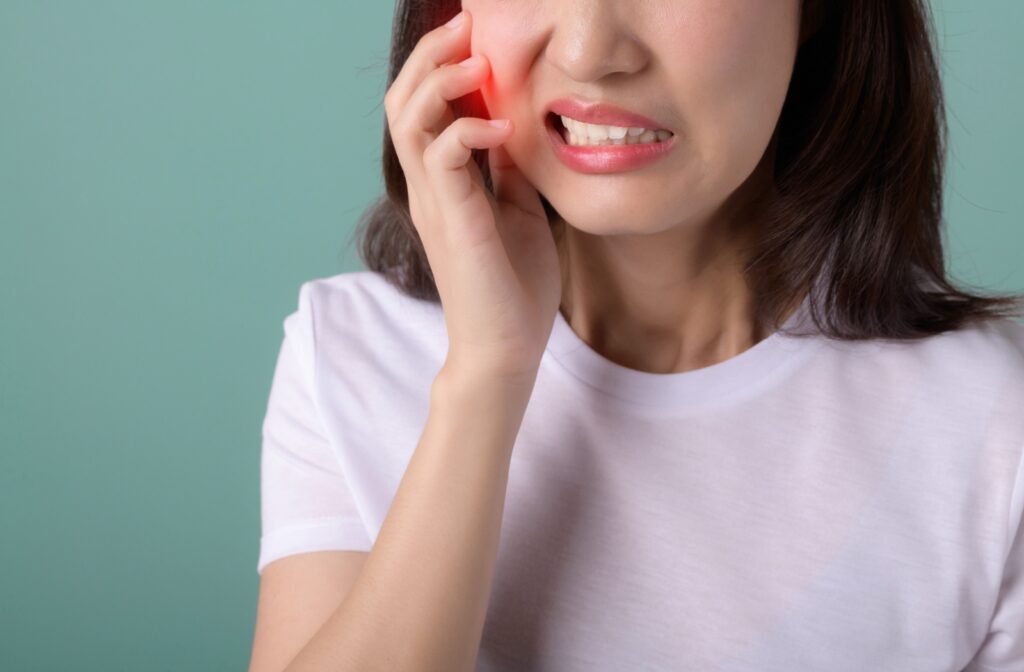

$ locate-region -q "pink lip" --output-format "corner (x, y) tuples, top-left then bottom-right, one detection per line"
(544, 112), (677, 175)
(545, 97), (671, 132)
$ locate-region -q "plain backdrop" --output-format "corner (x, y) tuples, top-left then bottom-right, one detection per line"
(1, 1), (1021, 669)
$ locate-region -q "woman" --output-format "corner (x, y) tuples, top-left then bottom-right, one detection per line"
(249, 1), (1024, 670)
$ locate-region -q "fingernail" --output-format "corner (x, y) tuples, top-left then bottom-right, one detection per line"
(458, 54), (482, 68)
(445, 11), (466, 29)
(488, 119), (510, 129)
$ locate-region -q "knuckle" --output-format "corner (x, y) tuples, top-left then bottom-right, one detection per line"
(390, 113), (413, 141)
(385, 106), (401, 134)
(419, 66), (447, 100)
(436, 116), (464, 142)
(404, 35), (437, 74)
(424, 131), (458, 170)
(422, 27), (447, 53)
(422, 138), (443, 168)
(447, 116), (473, 138)
(425, 58), (467, 99)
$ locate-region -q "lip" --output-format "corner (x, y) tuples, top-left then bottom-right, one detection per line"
(545, 97), (671, 132)
(544, 112), (677, 175)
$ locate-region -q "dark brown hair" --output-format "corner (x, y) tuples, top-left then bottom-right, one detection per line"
(349, 0), (1024, 341)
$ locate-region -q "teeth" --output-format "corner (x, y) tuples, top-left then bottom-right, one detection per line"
(558, 114), (672, 147)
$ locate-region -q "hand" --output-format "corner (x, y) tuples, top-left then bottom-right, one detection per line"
(384, 9), (562, 383)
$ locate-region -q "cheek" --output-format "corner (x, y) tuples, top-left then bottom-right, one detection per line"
(466, 8), (539, 119)
(663, 2), (799, 166)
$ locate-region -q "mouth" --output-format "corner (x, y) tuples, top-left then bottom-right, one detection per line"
(546, 112), (674, 147)
(544, 112), (677, 175)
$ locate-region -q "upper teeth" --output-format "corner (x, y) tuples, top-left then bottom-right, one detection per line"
(559, 114), (672, 145)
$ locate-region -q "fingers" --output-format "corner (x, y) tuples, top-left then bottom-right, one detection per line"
(384, 10), (472, 124)
(401, 54), (491, 142)
(424, 117), (513, 204)
(386, 10), (492, 180)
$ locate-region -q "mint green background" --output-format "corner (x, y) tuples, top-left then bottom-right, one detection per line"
(1, 2), (1020, 669)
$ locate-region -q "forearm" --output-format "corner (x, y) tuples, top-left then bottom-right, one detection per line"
(284, 364), (536, 672)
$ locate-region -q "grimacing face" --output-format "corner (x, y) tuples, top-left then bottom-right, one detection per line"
(463, 0), (804, 236)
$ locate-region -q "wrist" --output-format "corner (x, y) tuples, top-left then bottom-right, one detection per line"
(432, 358), (537, 409)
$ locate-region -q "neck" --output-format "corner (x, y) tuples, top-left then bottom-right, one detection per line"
(550, 145), (791, 374)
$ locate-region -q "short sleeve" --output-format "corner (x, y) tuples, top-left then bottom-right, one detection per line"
(964, 442), (1024, 671)
(256, 281), (373, 575)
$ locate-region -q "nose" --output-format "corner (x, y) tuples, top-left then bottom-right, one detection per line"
(544, 1), (649, 82)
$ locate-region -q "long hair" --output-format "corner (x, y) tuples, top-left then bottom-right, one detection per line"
(348, 0), (1024, 340)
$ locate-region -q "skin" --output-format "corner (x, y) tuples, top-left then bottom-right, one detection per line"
(463, 0), (808, 373)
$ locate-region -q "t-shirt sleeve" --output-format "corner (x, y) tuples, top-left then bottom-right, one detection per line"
(256, 281), (373, 575)
(964, 442), (1024, 671)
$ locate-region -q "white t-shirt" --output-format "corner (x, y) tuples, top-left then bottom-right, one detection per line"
(258, 270), (1024, 672)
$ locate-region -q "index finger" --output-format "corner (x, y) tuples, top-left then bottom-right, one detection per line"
(386, 10), (473, 116)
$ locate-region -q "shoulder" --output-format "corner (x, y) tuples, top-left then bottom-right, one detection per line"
(900, 316), (1024, 389)
(295, 270), (447, 379)
(298, 270), (442, 336)
(302, 269), (428, 313)
(818, 316), (1024, 390)
(806, 317), (1024, 445)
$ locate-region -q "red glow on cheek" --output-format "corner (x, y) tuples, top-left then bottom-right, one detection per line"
(464, 9), (532, 123)
(477, 68), (500, 118)
(464, 40), (502, 121)
(453, 64), (495, 121)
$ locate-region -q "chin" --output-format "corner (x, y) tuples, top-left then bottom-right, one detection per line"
(541, 194), (681, 237)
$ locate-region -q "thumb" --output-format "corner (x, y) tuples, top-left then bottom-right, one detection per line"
(488, 137), (545, 218)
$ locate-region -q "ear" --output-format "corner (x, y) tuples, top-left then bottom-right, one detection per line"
(799, 0), (826, 47)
